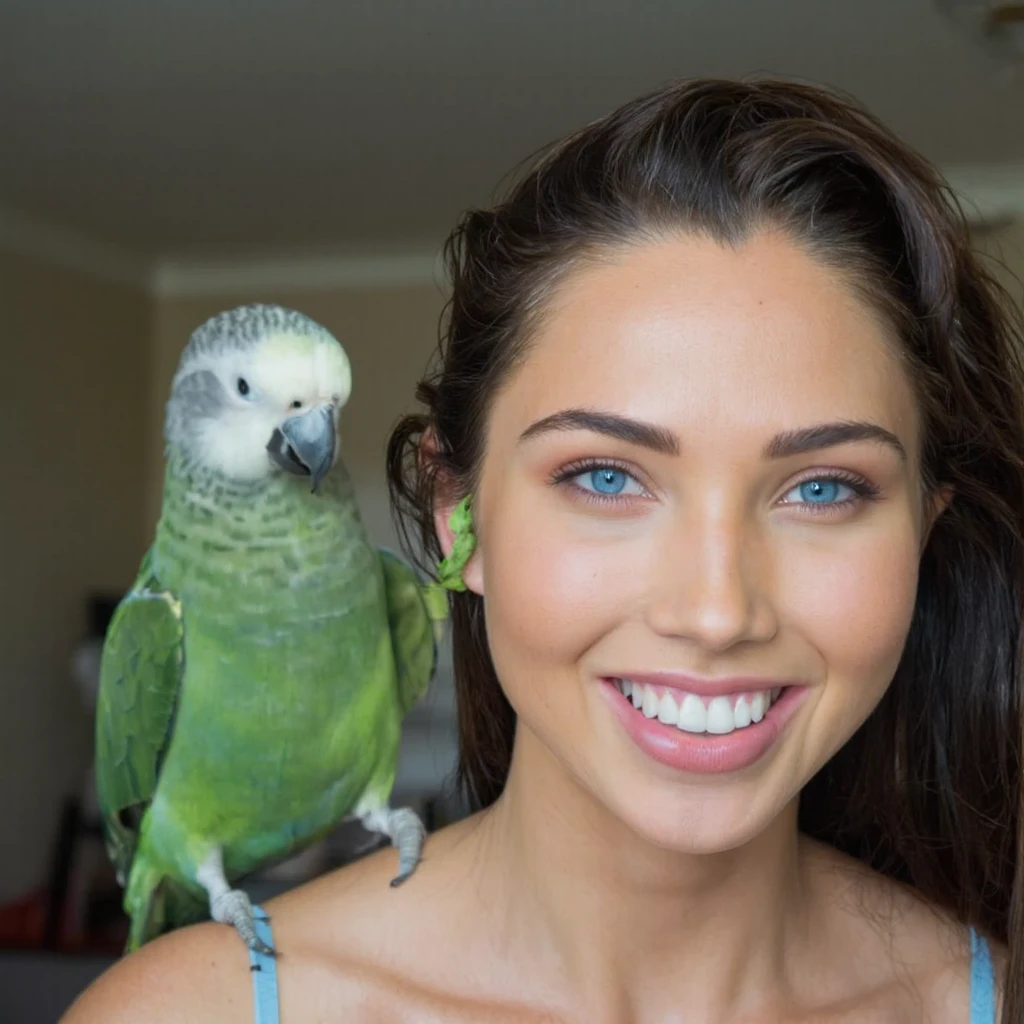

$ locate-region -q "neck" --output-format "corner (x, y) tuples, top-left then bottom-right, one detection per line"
(467, 725), (812, 1022)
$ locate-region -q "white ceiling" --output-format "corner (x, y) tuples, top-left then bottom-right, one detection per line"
(1, 0), (1022, 257)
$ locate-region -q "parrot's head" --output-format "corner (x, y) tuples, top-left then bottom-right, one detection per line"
(165, 304), (352, 491)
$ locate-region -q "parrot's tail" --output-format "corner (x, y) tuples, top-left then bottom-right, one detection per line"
(124, 857), (166, 953)
(123, 859), (209, 952)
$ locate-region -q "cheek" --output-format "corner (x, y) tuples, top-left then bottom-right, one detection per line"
(782, 520), (921, 692)
(483, 497), (643, 720)
(482, 509), (626, 692)
(200, 412), (278, 480)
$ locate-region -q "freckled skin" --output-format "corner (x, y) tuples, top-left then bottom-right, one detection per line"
(469, 231), (930, 855)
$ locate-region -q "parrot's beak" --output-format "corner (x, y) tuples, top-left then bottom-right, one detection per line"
(267, 403), (337, 493)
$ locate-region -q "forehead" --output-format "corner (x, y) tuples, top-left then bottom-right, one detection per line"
(497, 232), (918, 453)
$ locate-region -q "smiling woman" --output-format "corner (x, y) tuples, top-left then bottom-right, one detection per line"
(64, 78), (1024, 1024)
(384, 79), (1024, 1021)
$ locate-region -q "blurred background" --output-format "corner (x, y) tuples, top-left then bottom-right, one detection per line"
(0, 1), (1022, 1019)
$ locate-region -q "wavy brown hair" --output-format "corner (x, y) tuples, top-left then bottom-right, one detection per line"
(387, 78), (1024, 1015)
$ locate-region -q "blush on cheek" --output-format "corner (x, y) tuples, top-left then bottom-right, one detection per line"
(792, 537), (921, 694)
(485, 515), (642, 671)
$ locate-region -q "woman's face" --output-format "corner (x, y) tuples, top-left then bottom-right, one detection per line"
(460, 230), (932, 853)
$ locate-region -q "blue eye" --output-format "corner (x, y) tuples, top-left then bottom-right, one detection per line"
(569, 465), (644, 498)
(789, 478), (854, 505)
(589, 469), (628, 494)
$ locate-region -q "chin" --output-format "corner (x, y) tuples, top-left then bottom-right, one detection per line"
(590, 764), (793, 855)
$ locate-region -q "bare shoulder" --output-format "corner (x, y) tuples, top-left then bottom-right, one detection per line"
(65, 817), (498, 1024)
(262, 816), (535, 1022)
(801, 837), (1007, 1020)
(59, 845), (436, 1024)
(266, 818), (479, 964)
(60, 920), (254, 1024)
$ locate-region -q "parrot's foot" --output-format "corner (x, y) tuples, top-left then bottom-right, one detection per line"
(359, 806), (426, 886)
(211, 889), (276, 958)
(197, 848), (275, 957)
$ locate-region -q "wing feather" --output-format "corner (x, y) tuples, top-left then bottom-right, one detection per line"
(377, 549), (442, 716)
(94, 549), (184, 881)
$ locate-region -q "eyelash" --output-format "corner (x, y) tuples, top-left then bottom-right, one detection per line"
(550, 459), (881, 515)
(550, 458), (649, 507)
(781, 470), (881, 517)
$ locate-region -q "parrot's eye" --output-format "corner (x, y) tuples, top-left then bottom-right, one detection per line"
(290, 399), (302, 409)
(236, 377), (250, 397)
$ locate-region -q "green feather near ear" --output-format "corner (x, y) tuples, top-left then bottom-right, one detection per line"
(434, 495), (476, 592)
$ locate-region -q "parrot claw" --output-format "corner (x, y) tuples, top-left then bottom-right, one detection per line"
(359, 806), (426, 886)
(211, 888), (276, 957)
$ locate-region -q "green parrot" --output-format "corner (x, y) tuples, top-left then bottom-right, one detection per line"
(95, 304), (447, 955)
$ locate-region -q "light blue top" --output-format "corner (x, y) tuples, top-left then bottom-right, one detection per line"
(247, 906), (996, 1023)
(970, 926), (997, 1024)
(248, 907), (279, 1024)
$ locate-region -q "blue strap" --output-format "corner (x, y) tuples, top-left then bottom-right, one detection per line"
(248, 906), (280, 1024)
(969, 927), (996, 1024)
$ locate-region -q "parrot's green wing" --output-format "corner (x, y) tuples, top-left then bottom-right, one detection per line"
(378, 548), (446, 716)
(94, 547), (184, 884)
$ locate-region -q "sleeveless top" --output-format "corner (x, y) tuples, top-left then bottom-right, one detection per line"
(246, 906), (998, 1023)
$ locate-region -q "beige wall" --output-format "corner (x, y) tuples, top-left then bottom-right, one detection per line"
(0, 249), (151, 902)
(145, 285), (447, 546)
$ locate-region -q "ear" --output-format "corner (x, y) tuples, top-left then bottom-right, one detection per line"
(422, 427), (485, 596)
(920, 484), (954, 553)
(434, 494), (484, 596)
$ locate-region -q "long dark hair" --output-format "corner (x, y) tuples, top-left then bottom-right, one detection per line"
(387, 78), (1024, 1013)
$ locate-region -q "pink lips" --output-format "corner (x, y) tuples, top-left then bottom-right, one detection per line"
(600, 677), (808, 775)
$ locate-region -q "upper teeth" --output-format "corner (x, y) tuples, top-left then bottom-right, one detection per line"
(618, 679), (781, 735)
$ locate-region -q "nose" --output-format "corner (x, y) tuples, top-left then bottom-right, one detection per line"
(644, 505), (778, 653)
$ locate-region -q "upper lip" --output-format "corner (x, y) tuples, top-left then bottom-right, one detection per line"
(604, 672), (797, 696)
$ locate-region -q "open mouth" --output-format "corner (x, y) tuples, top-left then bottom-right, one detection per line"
(611, 678), (787, 736)
(602, 677), (805, 774)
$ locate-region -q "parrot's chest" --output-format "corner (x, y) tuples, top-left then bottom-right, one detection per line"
(150, 609), (399, 842)
(140, 585), (401, 867)
(160, 567), (398, 786)
(149, 480), (401, 826)
(176, 578), (395, 726)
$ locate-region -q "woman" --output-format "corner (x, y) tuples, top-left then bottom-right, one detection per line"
(66, 78), (1020, 1023)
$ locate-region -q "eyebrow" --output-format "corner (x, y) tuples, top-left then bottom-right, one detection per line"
(763, 421), (906, 462)
(518, 409), (679, 454)
(518, 408), (906, 462)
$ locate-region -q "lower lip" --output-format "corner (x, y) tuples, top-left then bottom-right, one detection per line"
(600, 680), (808, 775)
